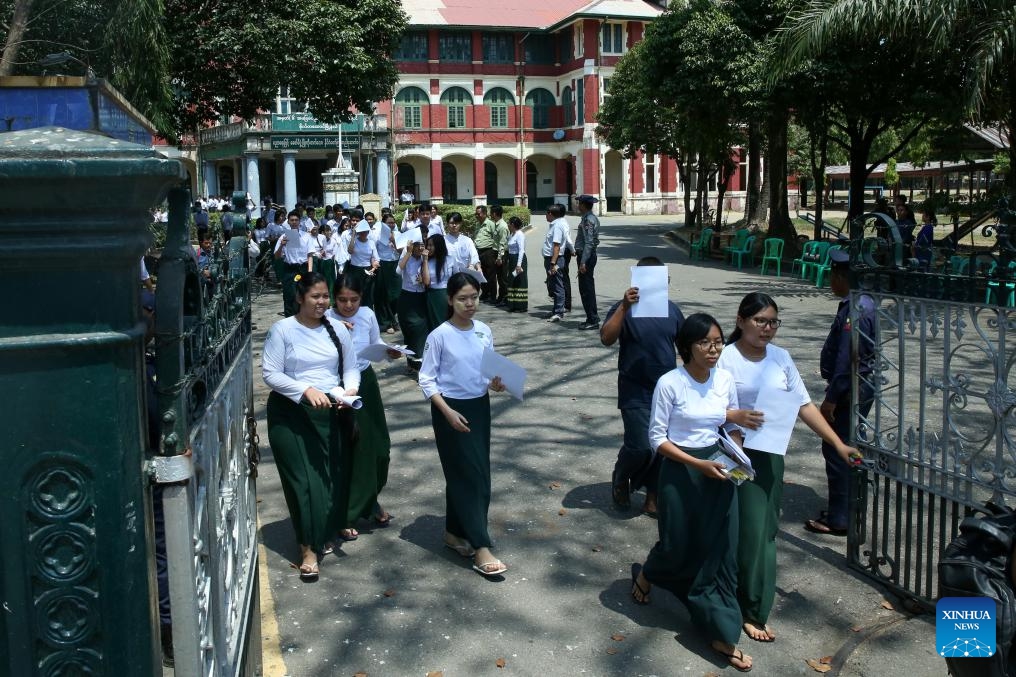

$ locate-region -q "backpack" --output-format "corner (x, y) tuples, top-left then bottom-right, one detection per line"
(938, 503), (1016, 676)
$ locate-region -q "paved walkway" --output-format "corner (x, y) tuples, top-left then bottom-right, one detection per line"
(250, 216), (943, 677)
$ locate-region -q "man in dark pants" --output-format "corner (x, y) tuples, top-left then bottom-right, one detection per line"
(600, 256), (685, 516)
(806, 249), (876, 536)
(273, 210), (314, 317)
(574, 195), (601, 329)
(474, 205), (507, 303)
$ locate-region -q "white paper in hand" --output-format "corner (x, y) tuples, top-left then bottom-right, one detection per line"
(630, 265), (669, 318)
(741, 376), (801, 456)
(479, 347), (526, 401)
(460, 268), (487, 285)
(393, 227), (421, 250)
(327, 387), (363, 409)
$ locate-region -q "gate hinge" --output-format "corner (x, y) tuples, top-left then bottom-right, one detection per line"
(150, 455), (194, 483)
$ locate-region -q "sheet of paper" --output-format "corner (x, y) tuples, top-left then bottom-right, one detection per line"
(480, 347), (526, 401)
(717, 427), (754, 474)
(629, 265), (669, 318)
(393, 226), (420, 250)
(461, 268), (487, 285)
(742, 381), (802, 456)
(357, 342), (415, 363)
(327, 388), (363, 409)
(284, 228), (304, 255)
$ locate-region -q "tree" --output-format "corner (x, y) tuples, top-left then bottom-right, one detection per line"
(777, 0), (1015, 210)
(0, 0), (408, 139)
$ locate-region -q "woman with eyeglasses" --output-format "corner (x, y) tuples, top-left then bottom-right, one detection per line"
(631, 313), (753, 673)
(718, 292), (859, 645)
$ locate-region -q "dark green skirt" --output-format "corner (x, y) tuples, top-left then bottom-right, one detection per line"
(374, 260), (401, 329)
(314, 258), (337, 297)
(425, 287), (449, 332)
(266, 391), (345, 551)
(642, 444), (741, 644)
(737, 449), (784, 625)
(348, 264), (376, 309)
(506, 252), (528, 312)
(344, 366), (391, 524)
(431, 394), (492, 548)
(397, 290), (428, 359)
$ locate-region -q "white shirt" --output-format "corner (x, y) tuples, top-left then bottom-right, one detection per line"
(348, 237), (379, 267)
(262, 316), (361, 403)
(336, 230), (352, 269)
(400, 215), (421, 232)
(400, 255), (425, 292)
(430, 214), (444, 231)
(419, 320), (494, 400)
(445, 233), (480, 272)
(376, 223), (400, 262)
(507, 231), (526, 268)
(426, 257), (456, 289)
(140, 257), (150, 282)
(426, 221), (445, 238)
(325, 306), (380, 372)
(541, 217), (570, 257)
(716, 343), (811, 413)
(649, 367), (739, 450)
(274, 229), (315, 264)
(299, 216), (314, 232)
(316, 233), (339, 260)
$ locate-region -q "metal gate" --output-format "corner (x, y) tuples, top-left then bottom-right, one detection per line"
(846, 206), (1016, 607)
(154, 188), (260, 675)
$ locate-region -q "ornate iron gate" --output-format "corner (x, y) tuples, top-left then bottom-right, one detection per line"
(154, 188), (260, 675)
(846, 206), (1016, 607)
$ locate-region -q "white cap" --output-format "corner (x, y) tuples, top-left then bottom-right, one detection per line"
(354, 220), (370, 233)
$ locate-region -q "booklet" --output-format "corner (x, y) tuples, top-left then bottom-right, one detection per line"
(709, 428), (755, 485)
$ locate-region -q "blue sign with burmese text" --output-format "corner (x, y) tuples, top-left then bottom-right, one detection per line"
(937, 597), (996, 658)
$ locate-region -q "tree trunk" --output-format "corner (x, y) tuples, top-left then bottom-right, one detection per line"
(696, 155), (708, 229)
(745, 121), (762, 225)
(810, 131), (829, 241)
(682, 154), (695, 227)
(0, 0), (37, 77)
(765, 108), (798, 251)
(847, 132), (873, 222)
(715, 167), (729, 230)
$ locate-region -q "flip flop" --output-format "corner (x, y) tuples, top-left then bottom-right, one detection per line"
(298, 562), (319, 581)
(472, 559), (508, 577)
(641, 508), (658, 520)
(631, 567), (650, 605)
(804, 516), (847, 536)
(712, 644), (752, 672)
(373, 504), (392, 527)
(339, 528), (359, 541)
(611, 476), (631, 509)
(444, 541), (475, 558)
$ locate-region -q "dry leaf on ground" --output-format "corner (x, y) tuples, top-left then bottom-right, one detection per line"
(426, 672), (443, 677)
(558, 508), (568, 516)
(591, 545), (602, 552)
(704, 672), (721, 677)
(850, 625), (863, 633)
(610, 633), (625, 642)
(820, 656), (833, 664)
(353, 673), (367, 677)
(805, 658), (832, 673)
(548, 481), (562, 489)
(383, 588), (395, 597)
(495, 657), (506, 668)
(605, 647), (618, 655)
(880, 599), (895, 610)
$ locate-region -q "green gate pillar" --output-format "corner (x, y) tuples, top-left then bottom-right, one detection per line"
(0, 127), (185, 676)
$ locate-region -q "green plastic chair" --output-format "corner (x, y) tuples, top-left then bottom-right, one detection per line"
(791, 240), (817, 277)
(689, 227), (714, 261)
(801, 241), (832, 281)
(729, 235), (756, 270)
(985, 261), (1016, 306)
(759, 238), (784, 276)
(814, 245), (843, 288)
(723, 229), (749, 263)
(949, 255), (970, 275)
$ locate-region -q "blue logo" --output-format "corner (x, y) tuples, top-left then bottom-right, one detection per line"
(937, 597), (996, 658)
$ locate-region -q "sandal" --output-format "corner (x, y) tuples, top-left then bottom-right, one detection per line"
(631, 568), (650, 605)
(373, 503), (392, 527)
(298, 562), (319, 581)
(711, 642), (752, 672)
(804, 515), (847, 536)
(611, 476), (631, 509)
(339, 528), (359, 542)
(743, 621), (775, 642)
(472, 559), (508, 577)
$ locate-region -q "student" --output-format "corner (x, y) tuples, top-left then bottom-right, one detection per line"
(913, 208), (937, 270)
(505, 216), (528, 312)
(327, 273), (401, 535)
(631, 313), (752, 673)
(262, 272), (360, 580)
(315, 222), (339, 294)
(444, 212), (481, 274)
(719, 292), (859, 643)
(374, 213), (403, 334)
(422, 234), (455, 332)
(346, 213), (380, 308)
(274, 210), (315, 317)
(397, 230), (428, 371)
(418, 273), (508, 577)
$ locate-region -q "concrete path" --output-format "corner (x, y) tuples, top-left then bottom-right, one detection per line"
(249, 216), (944, 677)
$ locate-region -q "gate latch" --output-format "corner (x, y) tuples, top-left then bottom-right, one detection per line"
(150, 454), (194, 483)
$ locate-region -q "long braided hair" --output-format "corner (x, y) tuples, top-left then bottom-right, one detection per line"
(295, 271), (346, 387)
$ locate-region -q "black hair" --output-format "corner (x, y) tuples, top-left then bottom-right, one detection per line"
(333, 270), (364, 298)
(294, 271), (329, 300)
(547, 203), (566, 219)
(364, 211), (376, 221)
(508, 215), (523, 230)
(350, 208), (364, 220)
(727, 292), (778, 344)
(490, 204), (504, 218)
(254, 217), (266, 229)
(447, 211), (463, 224)
(475, 205), (488, 216)
(445, 272), (482, 319)
(636, 256), (664, 267)
(427, 234), (449, 283)
(287, 209), (300, 219)
(677, 312), (724, 363)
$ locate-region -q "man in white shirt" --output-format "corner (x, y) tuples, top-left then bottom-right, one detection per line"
(542, 203), (572, 321)
(274, 210), (315, 317)
(401, 205), (420, 232)
(445, 215), (481, 273)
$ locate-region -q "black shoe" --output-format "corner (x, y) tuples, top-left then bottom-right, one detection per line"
(160, 625), (174, 668)
(611, 477), (631, 509)
(578, 322), (600, 330)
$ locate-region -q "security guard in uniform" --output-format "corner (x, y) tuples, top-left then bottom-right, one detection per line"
(806, 248), (876, 536)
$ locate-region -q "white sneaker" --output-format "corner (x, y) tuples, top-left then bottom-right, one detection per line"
(546, 314), (562, 322)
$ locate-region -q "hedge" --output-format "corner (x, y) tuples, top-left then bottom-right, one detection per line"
(393, 203), (533, 236)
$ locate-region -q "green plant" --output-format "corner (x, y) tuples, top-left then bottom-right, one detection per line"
(393, 203), (533, 236)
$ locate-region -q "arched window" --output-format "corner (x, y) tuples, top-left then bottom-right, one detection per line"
(395, 87), (428, 129)
(483, 87), (515, 128)
(440, 86), (472, 129)
(562, 86), (574, 127)
(525, 88), (555, 129)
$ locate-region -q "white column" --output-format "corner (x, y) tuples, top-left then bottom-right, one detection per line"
(376, 151), (391, 207)
(245, 153), (261, 218)
(203, 161), (217, 198)
(283, 151), (298, 210)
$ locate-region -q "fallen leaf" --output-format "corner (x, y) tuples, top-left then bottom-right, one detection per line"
(353, 673), (367, 677)
(820, 656), (833, 664)
(558, 508), (568, 516)
(495, 657), (506, 669)
(426, 672), (443, 677)
(383, 588), (395, 597)
(610, 633), (625, 642)
(805, 659), (832, 673)
(591, 545), (602, 552)
(880, 599), (894, 610)
(548, 481), (562, 490)
(704, 673), (720, 677)
(605, 647), (618, 655)
(850, 625), (863, 633)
